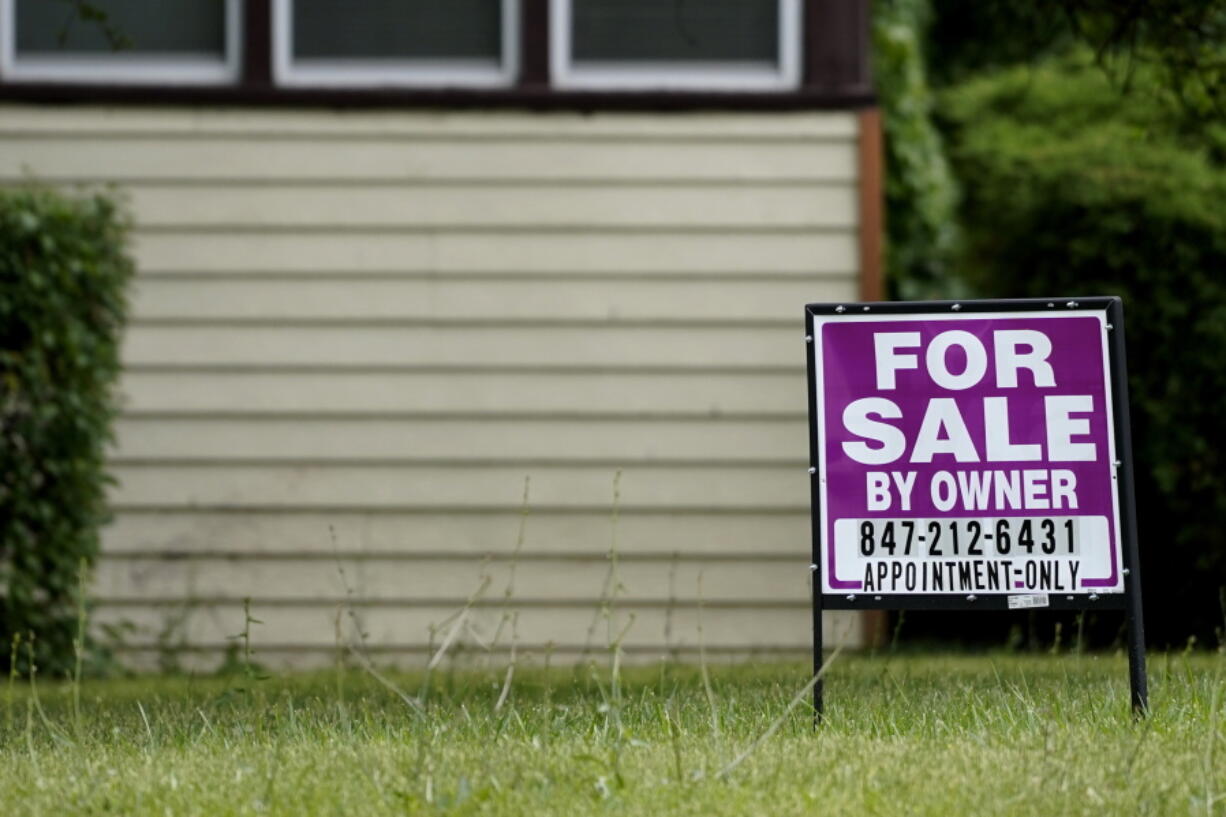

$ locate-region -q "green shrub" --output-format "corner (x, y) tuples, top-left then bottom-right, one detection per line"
(0, 188), (133, 674)
(874, 0), (963, 299)
(941, 55), (1226, 644)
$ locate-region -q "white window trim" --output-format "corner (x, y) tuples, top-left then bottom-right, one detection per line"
(0, 0), (242, 85)
(550, 0), (801, 91)
(274, 0), (519, 88)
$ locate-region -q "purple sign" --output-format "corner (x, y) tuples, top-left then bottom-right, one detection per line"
(810, 310), (1124, 597)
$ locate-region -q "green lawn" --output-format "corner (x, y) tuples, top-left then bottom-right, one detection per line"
(1, 652), (1222, 816)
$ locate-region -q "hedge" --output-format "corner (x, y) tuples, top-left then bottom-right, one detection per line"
(0, 188), (133, 674)
(941, 55), (1226, 644)
(873, 0), (963, 300)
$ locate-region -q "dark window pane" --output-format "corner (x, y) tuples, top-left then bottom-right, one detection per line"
(15, 0), (226, 55)
(572, 0), (777, 63)
(294, 0), (501, 60)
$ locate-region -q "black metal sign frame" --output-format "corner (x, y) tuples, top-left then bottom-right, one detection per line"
(805, 297), (1147, 717)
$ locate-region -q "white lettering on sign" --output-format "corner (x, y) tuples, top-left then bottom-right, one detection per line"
(841, 396), (1097, 465)
(841, 329), (1098, 471)
(841, 398), (906, 465)
(873, 329), (1056, 391)
(984, 396), (1041, 461)
(994, 330), (1056, 388)
(911, 398), (979, 463)
(926, 330), (989, 391)
(867, 471), (917, 512)
(873, 332), (921, 390)
(1045, 395), (1097, 461)
(862, 468), (1080, 512)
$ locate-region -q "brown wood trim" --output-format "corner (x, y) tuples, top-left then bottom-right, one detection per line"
(862, 610), (890, 649)
(0, 83), (874, 111)
(857, 107), (885, 301)
(518, 0), (549, 87)
(804, 0), (873, 96)
(243, 0), (273, 88)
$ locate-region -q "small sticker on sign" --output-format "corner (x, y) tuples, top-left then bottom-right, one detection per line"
(1008, 594), (1050, 610)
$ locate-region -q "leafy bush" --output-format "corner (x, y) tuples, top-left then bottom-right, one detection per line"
(925, 0), (1075, 87)
(0, 188), (133, 674)
(941, 55), (1226, 644)
(927, 0), (1226, 116)
(873, 0), (963, 299)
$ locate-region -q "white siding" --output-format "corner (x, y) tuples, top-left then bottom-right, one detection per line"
(0, 105), (866, 666)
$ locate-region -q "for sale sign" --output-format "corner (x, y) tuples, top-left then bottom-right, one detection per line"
(805, 298), (1148, 717)
(806, 299), (1136, 606)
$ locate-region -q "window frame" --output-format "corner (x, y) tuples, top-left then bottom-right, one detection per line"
(0, 0), (874, 109)
(548, 0), (802, 92)
(0, 0), (243, 86)
(272, 0), (520, 89)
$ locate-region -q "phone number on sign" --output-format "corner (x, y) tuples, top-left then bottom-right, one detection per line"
(850, 517), (1086, 559)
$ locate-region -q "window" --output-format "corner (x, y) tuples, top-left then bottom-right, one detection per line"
(550, 0), (801, 91)
(0, 0), (875, 102)
(274, 0), (518, 87)
(0, 0), (241, 84)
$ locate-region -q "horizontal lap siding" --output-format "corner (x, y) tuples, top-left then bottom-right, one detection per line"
(110, 417), (808, 461)
(118, 370), (805, 414)
(102, 511), (809, 556)
(130, 277), (849, 321)
(123, 325), (797, 366)
(0, 105), (865, 665)
(95, 558), (811, 604)
(130, 231), (856, 275)
(0, 140), (855, 182)
(126, 185), (857, 228)
(108, 464), (807, 509)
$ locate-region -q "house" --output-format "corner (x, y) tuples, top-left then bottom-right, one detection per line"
(0, 0), (881, 667)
